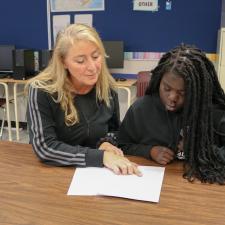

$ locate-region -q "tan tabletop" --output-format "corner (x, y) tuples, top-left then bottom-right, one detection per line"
(0, 78), (28, 84)
(115, 79), (137, 87)
(0, 141), (225, 225)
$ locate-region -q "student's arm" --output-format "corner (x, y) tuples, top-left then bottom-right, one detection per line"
(118, 103), (175, 164)
(118, 106), (153, 159)
(27, 86), (104, 167)
(150, 146), (174, 165)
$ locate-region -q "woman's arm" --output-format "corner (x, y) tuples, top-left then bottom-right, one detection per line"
(97, 90), (120, 145)
(27, 86), (104, 167)
(97, 90), (122, 155)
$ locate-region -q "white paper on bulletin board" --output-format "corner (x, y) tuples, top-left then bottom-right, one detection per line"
(133, 0), (158, 11)
(50, 0), (105, 12)
(52, 15), (70, 43)
(74, 14), (93, 27)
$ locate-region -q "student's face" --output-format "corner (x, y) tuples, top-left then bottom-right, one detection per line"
(63, 40), (102, 93)
(159, 72), (185, 112)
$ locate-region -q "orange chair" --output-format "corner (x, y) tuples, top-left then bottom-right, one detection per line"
(136, 71), (151, 97)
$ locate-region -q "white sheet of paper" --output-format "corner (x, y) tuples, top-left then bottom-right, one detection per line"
(52, 15), (70, 43)
(75, 14), (93, 27)
(67, 166), (165, 202)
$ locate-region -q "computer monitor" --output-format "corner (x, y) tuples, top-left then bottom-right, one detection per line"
(0, 45), (15, 74)
(103, 41), (124, 68)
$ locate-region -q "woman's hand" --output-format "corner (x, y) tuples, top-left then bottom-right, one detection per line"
(150, 146), (174, 165)
(99, 142), (124, 156)
(103, 151), (142, 176)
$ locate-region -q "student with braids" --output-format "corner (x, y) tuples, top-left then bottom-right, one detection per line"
(118, 44), (225, 184)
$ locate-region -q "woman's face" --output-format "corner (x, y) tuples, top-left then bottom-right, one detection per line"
(159, 72), (185, 112)
(63, 40), (102, 93)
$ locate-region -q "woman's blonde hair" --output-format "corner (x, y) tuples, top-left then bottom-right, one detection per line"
(26, 23), (116, 126)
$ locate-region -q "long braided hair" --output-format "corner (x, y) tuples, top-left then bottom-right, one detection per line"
(145, 44), (225, 184)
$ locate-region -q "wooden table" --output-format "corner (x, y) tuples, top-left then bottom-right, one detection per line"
(0, 141), (225, 225)
(115, 79), (137, 87)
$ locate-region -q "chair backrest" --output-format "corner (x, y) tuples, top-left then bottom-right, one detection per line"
(0, 98), (6, 107)
(136, 71), (151, 97)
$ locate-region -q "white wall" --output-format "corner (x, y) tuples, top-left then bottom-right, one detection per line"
(109, 59), (158, 74)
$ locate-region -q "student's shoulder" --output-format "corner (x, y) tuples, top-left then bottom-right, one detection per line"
(133, 94), (156, 105)
(131, 94), (156, 111)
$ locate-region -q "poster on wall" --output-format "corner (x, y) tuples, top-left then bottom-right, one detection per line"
(74, 14), (93, 27)
(52, 15), (70, 43)
(50, 0), (105, 12)
(133, 0), (158, 11)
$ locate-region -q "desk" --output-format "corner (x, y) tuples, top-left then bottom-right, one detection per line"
(115, 79), (137, 108)
(0, 78), (27, 141)
(1, 141), (225, 225)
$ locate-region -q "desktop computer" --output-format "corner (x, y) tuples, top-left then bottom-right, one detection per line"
(39, 49), (53, 71)
(0, 45), (15, 77)
(103, 41), (124, 69)
(12, 49), (39, 80)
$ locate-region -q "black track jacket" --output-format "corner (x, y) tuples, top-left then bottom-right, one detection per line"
(27, 86), (120, 167)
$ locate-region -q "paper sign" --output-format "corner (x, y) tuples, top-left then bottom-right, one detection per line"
(133, 0), (158, 11)
(74, 14), (93, 27)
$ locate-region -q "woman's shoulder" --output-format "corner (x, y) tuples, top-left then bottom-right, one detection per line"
(29, 84), (48, 95)
(28, 84), (57, 102)
(109, 88), (118, 97)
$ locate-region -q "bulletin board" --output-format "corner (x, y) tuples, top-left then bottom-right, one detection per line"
(0, 0), (222, 53)
(0, 0), (49, 49)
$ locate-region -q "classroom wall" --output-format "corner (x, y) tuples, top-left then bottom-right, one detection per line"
(0, 0), (222, 52)
(0, 0), (223, 123)
(0, 0), (48, 49)
(222, 0), (225, 27)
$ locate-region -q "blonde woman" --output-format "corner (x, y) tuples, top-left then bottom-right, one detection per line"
(26, 24), (141, 176)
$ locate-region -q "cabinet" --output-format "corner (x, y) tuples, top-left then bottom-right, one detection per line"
(217, 28), (225, 90)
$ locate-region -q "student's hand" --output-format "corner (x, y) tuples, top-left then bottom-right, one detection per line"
(177, 139), (185, 160)
(103, 151), (142, 176)
(99, 142), (124, 156)
(177, 139), (184, 152)
(150, 146), (175, 165)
